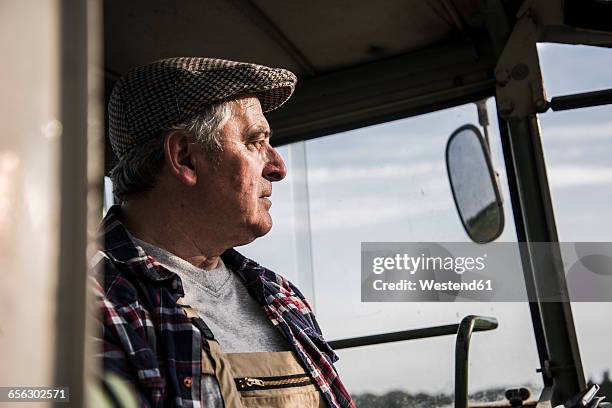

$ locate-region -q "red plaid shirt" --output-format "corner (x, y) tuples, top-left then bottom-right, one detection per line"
(93, 205), (354, 407)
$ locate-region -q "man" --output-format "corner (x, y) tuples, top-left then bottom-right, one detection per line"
(93, 57), (354, 408)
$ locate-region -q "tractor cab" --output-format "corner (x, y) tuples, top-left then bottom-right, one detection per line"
(2, 0), (612, 407)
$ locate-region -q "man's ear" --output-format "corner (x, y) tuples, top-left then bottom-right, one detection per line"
(164, 130), (198, 186)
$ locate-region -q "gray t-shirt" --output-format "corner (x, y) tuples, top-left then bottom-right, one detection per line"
(132, 236), (290, 406)
(133, 237), (289, 352)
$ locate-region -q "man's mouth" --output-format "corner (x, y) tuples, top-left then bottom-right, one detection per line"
(260, 196), (272, 208)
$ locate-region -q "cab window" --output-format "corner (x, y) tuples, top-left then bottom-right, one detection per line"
(240, 99), (543, 404)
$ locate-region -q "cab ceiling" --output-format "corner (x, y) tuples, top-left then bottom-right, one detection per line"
(105, 0), (486, 79)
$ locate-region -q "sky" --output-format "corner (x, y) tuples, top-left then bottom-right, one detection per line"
(238, 42), (612, 398)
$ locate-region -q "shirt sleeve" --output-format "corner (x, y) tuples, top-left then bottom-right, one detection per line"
(92, 275), (165, 407)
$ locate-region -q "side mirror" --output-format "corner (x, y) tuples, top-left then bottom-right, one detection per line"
(446, 125), (504, 244)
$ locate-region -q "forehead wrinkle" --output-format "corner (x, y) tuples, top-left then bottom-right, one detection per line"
(234, 94), (259, 109)
(229, 95), (269, 140)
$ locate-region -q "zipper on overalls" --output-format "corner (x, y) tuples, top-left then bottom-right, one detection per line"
(235, 374), (312, 391)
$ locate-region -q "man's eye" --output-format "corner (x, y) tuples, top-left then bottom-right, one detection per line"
(249, 139), (265, 148)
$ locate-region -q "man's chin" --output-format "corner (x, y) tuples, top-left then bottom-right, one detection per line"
(234, 219), (273, 247)
(252, 219), (273, 238)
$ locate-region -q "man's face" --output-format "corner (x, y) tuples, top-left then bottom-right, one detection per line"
(192, 96), (286, 245)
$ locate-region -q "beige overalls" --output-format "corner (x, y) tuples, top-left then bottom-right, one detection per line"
(180, 301), (327, 408)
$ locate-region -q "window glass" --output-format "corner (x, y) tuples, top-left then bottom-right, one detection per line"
(304, 100), (541, 402)
(243, 99), (543, 403)
(537, 43), (612, 392)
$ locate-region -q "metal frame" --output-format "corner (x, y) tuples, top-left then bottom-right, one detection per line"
(328, 316), (499, 408)
(329, 319), (496, 350)
(56, 0), (103, 406)
(496, 110), (553, 389)
(455, 316), (499, 408)
(549, 88), (612, 111)
(489, 0), (612, 403)
(497, 115), (585, 403)
(482, 0), (555, 395)
(56, 1), (89, 407)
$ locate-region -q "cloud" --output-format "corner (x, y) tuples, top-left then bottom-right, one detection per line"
(547, 165), (612, 189)
(308, 191), (452, 231)
(542, 122), (612, 143)
(307, 162), (445, 185)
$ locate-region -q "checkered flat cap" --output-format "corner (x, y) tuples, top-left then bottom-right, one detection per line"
(108, 57), (297, 159)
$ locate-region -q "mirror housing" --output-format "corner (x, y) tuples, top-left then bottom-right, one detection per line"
(446, 125), (504, 244)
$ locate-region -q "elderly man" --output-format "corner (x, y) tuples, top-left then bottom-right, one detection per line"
(94, 57), (354, 408)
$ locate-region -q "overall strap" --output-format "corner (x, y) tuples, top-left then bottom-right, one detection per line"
(177, 300), (245, 408)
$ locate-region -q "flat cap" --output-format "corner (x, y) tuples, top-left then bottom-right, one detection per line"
(108, 57), (297, 160)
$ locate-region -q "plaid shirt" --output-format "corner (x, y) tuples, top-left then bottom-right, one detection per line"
(93, 205), (354, 408)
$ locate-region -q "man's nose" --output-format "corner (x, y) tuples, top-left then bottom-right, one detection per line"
(263, 146), (287, 182)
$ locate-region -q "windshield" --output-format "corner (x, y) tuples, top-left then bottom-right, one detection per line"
(240, 99), (543, 406)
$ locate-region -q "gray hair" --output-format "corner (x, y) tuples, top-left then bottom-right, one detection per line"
(110, 100), (234, 201)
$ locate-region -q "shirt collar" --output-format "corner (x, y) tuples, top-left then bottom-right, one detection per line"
(101, 205), (269, 300)
(101, 205), (183, 292)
